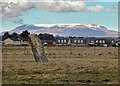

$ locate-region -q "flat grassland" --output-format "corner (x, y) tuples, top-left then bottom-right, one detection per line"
(2, 46), (119, 84)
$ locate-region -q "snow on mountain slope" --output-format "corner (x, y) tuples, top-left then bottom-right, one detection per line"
(10, 24), (118, 37)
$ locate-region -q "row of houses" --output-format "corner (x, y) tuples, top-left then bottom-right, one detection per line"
(1, 37), (29, 46)
(55, 37), (119, 47)
(0, 36), (120, 47)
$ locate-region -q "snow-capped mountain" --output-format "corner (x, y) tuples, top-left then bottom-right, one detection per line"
(10, 24), (118, 37)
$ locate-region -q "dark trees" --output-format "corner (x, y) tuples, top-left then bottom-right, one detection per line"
(2, 32), (10, 40)
(38, 33), (54, 40)
(11, 32), (18, 38)
(20, 30), (30, 38)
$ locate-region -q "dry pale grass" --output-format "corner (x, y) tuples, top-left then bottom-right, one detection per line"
(2, 46), (119, 84)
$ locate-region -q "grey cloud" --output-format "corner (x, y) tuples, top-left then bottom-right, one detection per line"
(0, 0), (105, 23)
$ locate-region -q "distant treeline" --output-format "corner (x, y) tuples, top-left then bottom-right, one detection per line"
(2, 30), (30, 40)
(2, 30), (55, 40)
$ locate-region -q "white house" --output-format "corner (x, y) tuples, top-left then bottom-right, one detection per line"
(3, 37), (30, 46)
(19, 37), (29, 46)
(3, 37), (21, 46)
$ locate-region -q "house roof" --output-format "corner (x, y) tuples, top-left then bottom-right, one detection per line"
(19, 37), (29, 41)
(3, 36), (29, 41)
(73, 37), (85, 40)
(41, 40), (54, 44)
(55, 37), (69, 40)
(9, 37), (21, 41)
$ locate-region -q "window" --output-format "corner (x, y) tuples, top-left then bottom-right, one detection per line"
(91, 40), (93, 43)
(61, 40), (64, 43)
(81, 40), (83, 43)
(74, 40), (77, 43)
(103, 40), (105, 43)
(111, 40), (114, 43)
(96, 40), (98, 43)
(58, 40), (60, 43)
(64, 40), (66, 43)
(78, 40), (80, 43)
(100, 40), (102, 43)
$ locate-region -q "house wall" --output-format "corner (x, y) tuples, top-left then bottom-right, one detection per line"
(72, 39), (85, 44)
(4, 38), (21, 45)
(56, 38), (69, 45)
(4, 38), (14, 45)
(21, 41), (29, 45)
(13, 41), (21, 45)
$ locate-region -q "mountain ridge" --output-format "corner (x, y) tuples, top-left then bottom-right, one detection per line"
(10, 24), (118, 37)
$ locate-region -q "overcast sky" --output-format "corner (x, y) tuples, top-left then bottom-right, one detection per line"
(0, 0), (119, 32)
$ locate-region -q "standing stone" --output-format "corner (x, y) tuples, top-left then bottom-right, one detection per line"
(29, 34), (48, 63)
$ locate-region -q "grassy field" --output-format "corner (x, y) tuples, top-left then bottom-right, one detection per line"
(2, 46), (119, 84)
